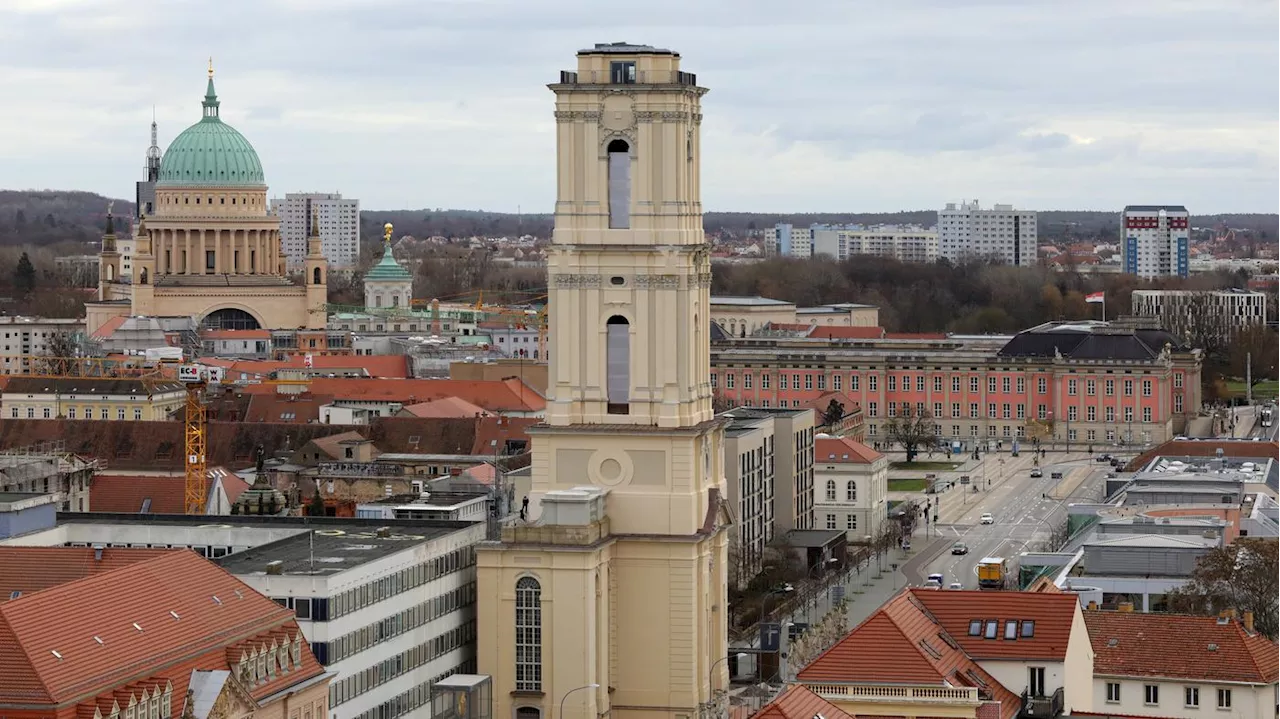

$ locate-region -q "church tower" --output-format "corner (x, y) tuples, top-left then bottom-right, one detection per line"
(477, 43), (729, 719)
(304, 201), (329, 324)
(98, 205), (121, 300)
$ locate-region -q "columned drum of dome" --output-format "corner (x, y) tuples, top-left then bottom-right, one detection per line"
(86, 62), (328, 335)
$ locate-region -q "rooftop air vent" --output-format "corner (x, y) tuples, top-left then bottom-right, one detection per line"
(93, 636), (104, 646)
(1208, 643), (1219, 651)
(51, 650), (63, 660)
(169, 610), (180, 620)
(132, 622), (143, 632)
(1107, 638), (1119, 648)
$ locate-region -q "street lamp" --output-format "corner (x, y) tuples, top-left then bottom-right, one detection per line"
(710, 652), (747, 696)
(558, 684), (600, 719)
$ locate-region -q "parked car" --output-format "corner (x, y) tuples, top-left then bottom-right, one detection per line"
(1030, 468), (1043, 478)
(980, 512), (995, 525)
(951, 541), (969, 555)
(927, 573), (945, 585)
(948, 582), (963, 590)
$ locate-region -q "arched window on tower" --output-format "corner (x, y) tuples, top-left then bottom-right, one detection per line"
(606, 315), (630, 414)
(514, 577), (542, 692)
(607, 139), (630, 229)
(312, 267), (322, 285)
(139, 268), (148, 285)
(106, 264), (114, 281)
(826, 479), (837, 502)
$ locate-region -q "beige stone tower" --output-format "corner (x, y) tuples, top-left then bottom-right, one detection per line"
(476, 43), (729, 719)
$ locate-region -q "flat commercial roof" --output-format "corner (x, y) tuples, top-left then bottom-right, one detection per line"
(216, 522), (462, 576)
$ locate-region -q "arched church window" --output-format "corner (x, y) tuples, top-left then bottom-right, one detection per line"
(606, 315), (630, 414)
(313, 267), (322, 285)
(607, 139), (630, 229)
(514, 577), (542, 692)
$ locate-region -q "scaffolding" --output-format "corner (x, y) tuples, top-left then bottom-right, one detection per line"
(0, 440), (101, 508)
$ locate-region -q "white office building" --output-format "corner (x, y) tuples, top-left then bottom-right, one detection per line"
(1121, 205), (1190, 278)
(770, 223), (814, 258)
(274, 193), (362, 269)
(811, 225), (939, 264)
(1131, 289), (1268, 337)
(938, 200), (1037, 266)
(0, 513), (484, 719)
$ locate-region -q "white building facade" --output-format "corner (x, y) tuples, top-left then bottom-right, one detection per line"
(274, 192), (362, 269)
(771, 223), (814, 258)
(722, 410), (777, 587)
(1131, 289), (1267, 333)
(0, 317), (86, 375)
(811, 225), (939, 264)
(813, 436), (888, 542)
(938, 200), (1038, 266)
(1121, 205), (1190, 278)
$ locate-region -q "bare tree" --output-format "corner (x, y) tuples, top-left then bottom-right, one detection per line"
(821, 399), (845, 429)
(881, 406), (938, 462)
(1167, 538), (1278, 640)
(35, 331), (80, 376)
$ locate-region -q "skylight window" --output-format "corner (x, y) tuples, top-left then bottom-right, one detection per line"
(1021, 620), (1035, 638)
(1005, 620), (1018, 640)
(968, 620), (982, 636)
(984, 620), (998, 639)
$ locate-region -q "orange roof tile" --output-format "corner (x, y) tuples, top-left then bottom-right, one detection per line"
(909, 588), (1079, 661)
(244, 392), (333, 424)
(0, 549), (323, 704)
(815, 437), (882, 464)
(90, 315), (128, 340)
(1083, 610), (1279, 684)
(90, 475), (188, 514)
(798, 591), (1020, 719)
(401, 397), (493, 419)
(237, 377), (544, 413)
(752, 685), (855, 719)
(0, 547), (173, 602)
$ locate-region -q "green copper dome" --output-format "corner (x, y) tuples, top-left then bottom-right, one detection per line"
(365, 245), (413, 282)
(157, 74), (265, 187)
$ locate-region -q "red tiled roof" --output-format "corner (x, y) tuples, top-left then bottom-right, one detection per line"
(799, 591), (1020, 719)
(244, 392), (334, 424)
(753, 685), (855, 719)
(808, 326), (887, 340)
(90, 315), (128, 340)
(1083, 610), (1279, 684)
(400, 397), (493, 418)
(909, 588), (1079, 661)
(815, 437), (881, 464)
(90, 475), (188, 514)
(0, 549), (323, 704)
(307, 430), (376, 461)
(0, 547), (173, 602)
(237, 377), (544, 412)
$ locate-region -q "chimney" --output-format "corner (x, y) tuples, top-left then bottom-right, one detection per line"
(92, 543), (104, 562)
(1086, 601), (1098, 610)
(1243, 611), (1255, 633)
(265, 561), (284, 575)
(1220, 608), (1237, 621)
(1117, 601), (1134, 612)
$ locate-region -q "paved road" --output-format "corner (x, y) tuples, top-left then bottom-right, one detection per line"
(919, 455), (1109, 589)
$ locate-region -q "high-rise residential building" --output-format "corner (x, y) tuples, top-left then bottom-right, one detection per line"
(771, 223), (814, 258)
(938, 200), (1037, 266)
(1121, 205), (1190, 278)
(476, 43), (728, 719)
(1131, 289), (1268, 339)
(274, 192), (361, 269)
(810, 224), (940, 264)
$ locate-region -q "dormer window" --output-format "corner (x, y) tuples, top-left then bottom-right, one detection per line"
(610, 61), (636, 84)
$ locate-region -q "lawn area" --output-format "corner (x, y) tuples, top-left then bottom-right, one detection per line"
(1224, 380), (1278, 401)
(888, 478), (929, 492)
(889, 461), (960, 471)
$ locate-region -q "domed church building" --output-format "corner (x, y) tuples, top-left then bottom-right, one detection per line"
(87, 62), (328, 334)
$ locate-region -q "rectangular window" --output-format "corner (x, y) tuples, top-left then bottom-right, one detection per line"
(1087, 379), (1096, 395)
(968, 620), (982, 636)
(1017, 404), (1026, 419)
(868, 375), (877, 392)
(1002, 403), (1011, 419)
(934, 377), (943, 392)
(887, 375), (897, 392)
(988, 403), (997, 419)
(952, 403), (961, 418)
(1002, 377), (1011, 393)
(1124, 407), (1134, 422)
(867, 402), (877, 417)
(1174, 373), (1183, 388)
(826, 513), (836, 529)
(952, 377), (961, 392)
(1106, 406), (1116, 422)
(1145, 685), (1159, 705)
(792, 375), (801, 390)
(1004, 620), (1018, 640)
(851, 375), (859, 391)
(117, 408), (125, 420)
(1143, 407), (1152, 422)
(761, 374), (771, 389)
(606, 320), (630, 410)
(1068, 379), (1078, 396)
(1106, 379), (1115, 396)
(68, 408), (76, 419)
(1142, 379), (1152, 396)
(725, 373), (735, 389)
(743, 373), (753, 389)
(805, 374), (813, 390)
(1106, 683), (1120, 703)
(609, 60), (636, 84)
(846, 514), (856, 530)
(933, 402), (943, 418)
(983, 620), (998, 639)
(971, 377), (980, 393)
(1175, 395), (1183, 412)
(988, 377), (997, 393)
(1087, 406), (1097, 422)
(1184, 687), (1199, 708)
(1037, 377), (1047, 394)
(101, 408), (108, 420)
(917, 376), (925, 392)
(1216, 688), (1231, 709)
(1068, 406), (1078, 421)
(43, 407), (50, 418)
(1124, 379), (1134, 396)
(1017, 377), (1025, 393)
(833, 375), (842, 391)
(970, 403), (979, 419)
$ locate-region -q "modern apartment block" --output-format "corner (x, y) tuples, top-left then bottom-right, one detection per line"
(1131, 289), (1268, 337)
(721, 410), (777, 586)
(1121, 205), (1190, 278)
(274, 192), (361, 269)
(770, 223), (814, 258)
(0, 316), (85, 375)
(810, 224), (939, 264)
(723, 406), (817, 535)
(938, 200), (1037, 266)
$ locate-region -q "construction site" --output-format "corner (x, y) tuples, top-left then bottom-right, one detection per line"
(0, 440), (101, 512)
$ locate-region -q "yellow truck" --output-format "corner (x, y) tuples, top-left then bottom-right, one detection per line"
(977, 557), (1010, 590)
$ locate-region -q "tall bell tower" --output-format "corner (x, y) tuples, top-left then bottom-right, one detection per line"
(476, 43), (729, 719)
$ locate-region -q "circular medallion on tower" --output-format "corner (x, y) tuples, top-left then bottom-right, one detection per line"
(588, 449), (634, 487)
(157, 63), (265, 187)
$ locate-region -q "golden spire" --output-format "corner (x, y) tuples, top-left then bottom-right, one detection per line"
(383, 222), (394, 247)
(208, 56), (214, 78)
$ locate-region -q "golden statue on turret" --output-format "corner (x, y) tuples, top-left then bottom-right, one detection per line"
(384, 222), (394, 246)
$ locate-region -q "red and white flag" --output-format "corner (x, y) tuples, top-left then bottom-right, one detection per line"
(1085, 291), (1105, 304)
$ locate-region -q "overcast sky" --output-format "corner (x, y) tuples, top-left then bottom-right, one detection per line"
(1, 0), (1276, 213)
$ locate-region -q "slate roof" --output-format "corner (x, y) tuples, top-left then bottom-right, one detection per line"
(997, 323), (1183, 361)
(1083, 610), (1279, 684)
